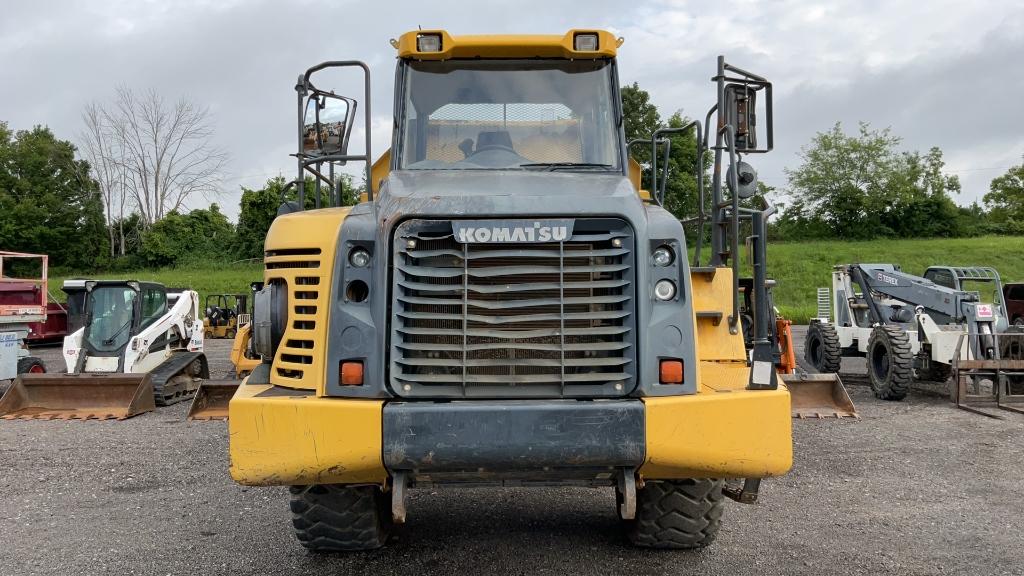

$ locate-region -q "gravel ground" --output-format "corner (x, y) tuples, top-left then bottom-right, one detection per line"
(1, 331), (1023, 576)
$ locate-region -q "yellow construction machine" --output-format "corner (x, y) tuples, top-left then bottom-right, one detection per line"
(187, 283), (263, 420)
(228, 30), (794, 551)
(737, 278), (856, 419)
(203, 293), (249, 339)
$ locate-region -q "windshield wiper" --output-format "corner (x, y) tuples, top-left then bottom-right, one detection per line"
(518, 162), (614, 171)
(103, 319), (133, 346)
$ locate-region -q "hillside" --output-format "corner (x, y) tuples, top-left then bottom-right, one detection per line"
(766, 235), (1024, 322)
(47, 236), (1024, 324)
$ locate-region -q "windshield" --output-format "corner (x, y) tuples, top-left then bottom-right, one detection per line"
(398, 59), (621, 171)
(85, 286), (137, 353)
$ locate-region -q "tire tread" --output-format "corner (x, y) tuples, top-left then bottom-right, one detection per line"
(289, 485), (390, 552)
(627, 479), (724, 549)
(868, 325), (913, 401)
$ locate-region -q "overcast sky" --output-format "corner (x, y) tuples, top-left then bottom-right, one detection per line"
(2, 0), (1022, 221)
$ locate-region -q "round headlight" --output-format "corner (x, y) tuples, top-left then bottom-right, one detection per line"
(654, 279), (677, 301)
(349, 248), (371, 268)
(653, 246), (674, 267)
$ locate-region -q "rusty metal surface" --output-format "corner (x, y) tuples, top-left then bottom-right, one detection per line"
(783, 373), (858, 419)
(0, 373), (155, 420)
(952, 331), (1024, 418)
(185, 380), (239, 421)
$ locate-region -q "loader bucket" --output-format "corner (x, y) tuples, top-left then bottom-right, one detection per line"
(782, 373), (858, 419)
(0, 373), (156, 420)
(186, 380), (239, 421)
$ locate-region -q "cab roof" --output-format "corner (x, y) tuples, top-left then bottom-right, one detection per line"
(394, 30), (621, 60)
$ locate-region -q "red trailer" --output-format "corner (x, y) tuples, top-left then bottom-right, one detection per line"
(0, 251), (49, 377)
(0, 275), (71, 344)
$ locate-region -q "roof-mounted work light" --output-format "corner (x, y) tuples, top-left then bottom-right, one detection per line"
(416, 33), (442, 52)
(573, 33), (599, 51)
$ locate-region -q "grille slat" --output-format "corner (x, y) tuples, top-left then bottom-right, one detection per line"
(398, 278), (630, 293)
(391, 218), (635, 399)
(396, 326), (631, 338)
(395, 372), (632, 384)
(396, 341), (632, 352)
(397, 357), (631, 368)
(397, 263), (630, 278)
(398, 294), (630, 308)
(397, 310), (630, 324)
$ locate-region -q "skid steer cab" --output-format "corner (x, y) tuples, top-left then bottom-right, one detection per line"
(228, 30), (793, 552)
(0, 280), (208, 420)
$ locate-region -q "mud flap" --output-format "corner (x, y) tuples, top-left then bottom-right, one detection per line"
(186, 380), (239, 421)
(0, 373), (156, 420)
(782, 373), (858, 419)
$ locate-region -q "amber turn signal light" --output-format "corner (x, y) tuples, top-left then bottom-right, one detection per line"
(340, 361), (364, 385)
(659, 360), (683, 384)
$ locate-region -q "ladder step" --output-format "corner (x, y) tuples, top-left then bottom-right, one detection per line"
(691, 267), (718, 282)
(696, 311), (723, 326)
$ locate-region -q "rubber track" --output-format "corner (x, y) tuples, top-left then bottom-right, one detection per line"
(807, 322), (843, 373)
(868, 326), (913, 401)
(627, 479), (724, 549)
(150, 352), (208, 406)
(289, 485), (390, 551)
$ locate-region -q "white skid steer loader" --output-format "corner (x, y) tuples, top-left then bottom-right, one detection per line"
(0, 280), (208, 420)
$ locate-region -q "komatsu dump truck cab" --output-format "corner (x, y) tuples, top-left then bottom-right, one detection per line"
(229, 30), (792, 551)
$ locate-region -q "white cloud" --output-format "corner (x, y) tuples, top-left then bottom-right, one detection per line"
(1, 0), (1021, 219)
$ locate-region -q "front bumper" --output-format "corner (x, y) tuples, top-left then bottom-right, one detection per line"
(228, 364), (793, 486)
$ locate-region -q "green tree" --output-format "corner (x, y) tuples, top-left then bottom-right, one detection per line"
(785, 122), (903, 239)
(233, 174), (360, 259)
(0, 122), (108, 269)
(660, 112), (707, 221)
(784, 123), (962, 240)
(887, 147), (962, 237)
(621, 84), (708, 222)
(139, 204), (235, 266)
(984, 163), (1024, 232)
(621, 82), (662, 187)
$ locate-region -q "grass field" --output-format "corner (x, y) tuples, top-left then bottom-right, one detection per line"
(48, 236), (1024, 324)
(50, 262), (263, 308)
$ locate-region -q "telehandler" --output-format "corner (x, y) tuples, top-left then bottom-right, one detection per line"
(807, 264), (1022, 413)
(229, 30), (794, 550)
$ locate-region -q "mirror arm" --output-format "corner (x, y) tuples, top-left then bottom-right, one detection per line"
(301, 61), (372, 201)
(303, 163), (335, 188)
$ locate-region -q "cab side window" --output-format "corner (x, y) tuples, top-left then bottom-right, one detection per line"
(1008, 285), (1024, 302)
(140, 289), (167, 329)
(926, 270), (955, 289)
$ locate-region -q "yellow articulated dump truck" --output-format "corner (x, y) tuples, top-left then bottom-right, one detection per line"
(229, 30), (792, 551)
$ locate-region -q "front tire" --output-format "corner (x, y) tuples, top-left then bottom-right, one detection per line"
(290, 485), (391, 552)
(17, 357), (46, 374)
(626, 479), (724, 549)
(805, 322), (842, 373)
(868, 326), (913, 401)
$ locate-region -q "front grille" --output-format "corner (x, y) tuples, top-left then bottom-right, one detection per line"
(390, 218), (635, 398)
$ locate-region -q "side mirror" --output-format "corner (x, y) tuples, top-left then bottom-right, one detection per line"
(302, 92), (357, 160)
(724, 83), (757, 151)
